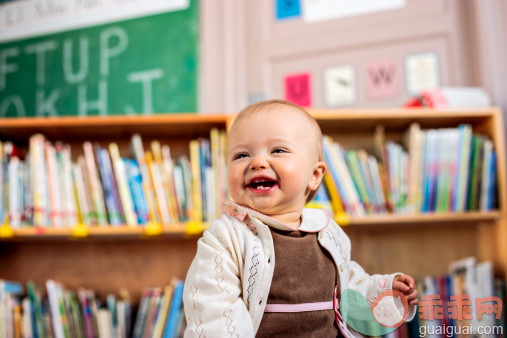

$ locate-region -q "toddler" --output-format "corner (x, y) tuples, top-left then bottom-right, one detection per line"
(183, 100), (418, 337)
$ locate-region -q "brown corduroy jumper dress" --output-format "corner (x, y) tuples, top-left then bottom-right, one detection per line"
(256, 226), (343, 337)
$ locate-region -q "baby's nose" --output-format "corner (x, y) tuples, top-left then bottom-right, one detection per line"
(249, 157), (269, 170)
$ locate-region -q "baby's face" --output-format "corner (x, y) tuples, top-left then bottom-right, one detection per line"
(227, 107), (322, 216)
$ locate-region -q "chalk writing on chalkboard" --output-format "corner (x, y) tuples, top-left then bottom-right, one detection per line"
(0, 0), (199, 117)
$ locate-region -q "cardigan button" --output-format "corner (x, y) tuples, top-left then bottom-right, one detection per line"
(267, 257), (271, 264)
(259, 300), (262, 305)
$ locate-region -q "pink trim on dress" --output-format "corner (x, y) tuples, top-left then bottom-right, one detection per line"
(264, 301), (333, 313)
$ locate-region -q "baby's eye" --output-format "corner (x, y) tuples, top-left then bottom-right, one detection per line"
(233, 152), (249, 160)
(271, 148), (287, 154)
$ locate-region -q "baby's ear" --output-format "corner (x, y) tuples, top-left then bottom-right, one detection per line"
(308, 161), (326, 190)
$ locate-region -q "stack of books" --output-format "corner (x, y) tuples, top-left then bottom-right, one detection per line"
(0, 129), (228, 229)
(0, 279), (184, 338)
(394, 258), (505, 338)
(321, 123), (497, 216)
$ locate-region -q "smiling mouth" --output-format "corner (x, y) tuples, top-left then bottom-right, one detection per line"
(246, 178), (278, 193)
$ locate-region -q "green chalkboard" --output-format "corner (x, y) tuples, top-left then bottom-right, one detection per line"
(0, 0), (198, 117)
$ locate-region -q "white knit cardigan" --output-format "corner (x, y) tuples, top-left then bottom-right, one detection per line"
(183, 201), (416, 337)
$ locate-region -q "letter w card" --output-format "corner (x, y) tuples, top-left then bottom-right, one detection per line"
(366, 60), (399, 99)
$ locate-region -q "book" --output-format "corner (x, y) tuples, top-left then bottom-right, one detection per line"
(130, 134), (158, 224)
(162, 280), (184, 338)
(30, 134), (49, 227)
(467, 136), (484, 210)
(161, 145), (181, 223)
(480, 139), (493, 211)
(454, 124), (473, 212)
(46, 280), (67, 338)
(345, 150), (372, 213)
(322, 136), (351, 213)
(95, 146), (122, 226)
(449, 257), (479, 336)
(83, 142), (108, 226)
(73, 163), (92, 225)
(109, 143), (137, 227)
(152, 283), (175, 338)
(189, 140), (202, 223)
(60, 144), (78, 226)
(142, 287), (161, 338)
(78, 156), (97, 225)
(8, 157), (23, 228)
(132, 288), (152, 338)
(124, 159), (149, 225)
(404, 123), (422, 213)
(146, 151), (171, 225)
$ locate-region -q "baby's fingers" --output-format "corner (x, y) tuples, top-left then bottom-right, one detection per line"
(393, 280), (411, 293)
(405, 289), (418, 302)
(397, 274), (416, 290)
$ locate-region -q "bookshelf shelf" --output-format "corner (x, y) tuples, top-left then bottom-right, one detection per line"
(0, 113), (230, 143)
(343, 210), (501, 227)
(1, 225), (205, 241)
(310, 108), (497, 134)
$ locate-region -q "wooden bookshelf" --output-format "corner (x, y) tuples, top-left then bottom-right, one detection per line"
(0, 108), (505, 303)
(311, 108), (507, 281)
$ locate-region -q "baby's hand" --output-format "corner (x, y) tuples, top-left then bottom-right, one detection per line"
(392, 274), (418, 306)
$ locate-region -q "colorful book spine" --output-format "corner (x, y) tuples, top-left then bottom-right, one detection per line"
(198, 139), (211, 222)
(73, 163), (92, 225)
(130, 134), (158, 224)
(132, 288), (152, 338)
(161, 145), (181, 223)
(162, 281), (184, 338)
(454, 124), (472, 212)
(367, 155), (387, 213)
(95, 146), (122, 226)
(7, 158), (19, 228)
(59, 144), (78, 227)
(152, 283), (174, 338)
(173, 162), (188, 222)
(467, 136), (484, 210)
(78, 156), (97, 225)
(124, 159), (149, 225)
(480, 140), (493, 211)
(322, 136), (350, 213)
(46, 280), (66, 338)
(109, 143), (137, 227)
(83, 142), (107, 226)
(189, 140), (202, 222)
(487, 151), (497, 210)
(46, 142), (63, 227)
(30, 134), (49, 227)
(345, 150), (372, 213)
(101, 148), (125, 224)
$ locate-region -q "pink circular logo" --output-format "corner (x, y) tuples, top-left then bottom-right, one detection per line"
(370, 290), (409, 328)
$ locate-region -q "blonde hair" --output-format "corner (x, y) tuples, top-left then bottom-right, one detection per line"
(230, 99), (324, 203)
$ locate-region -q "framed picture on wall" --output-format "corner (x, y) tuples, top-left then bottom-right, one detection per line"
(404, 52), (441, 96)
(323, 65), (357, 107)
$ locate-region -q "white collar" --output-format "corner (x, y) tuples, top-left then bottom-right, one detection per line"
(221, 200), (330, 233)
